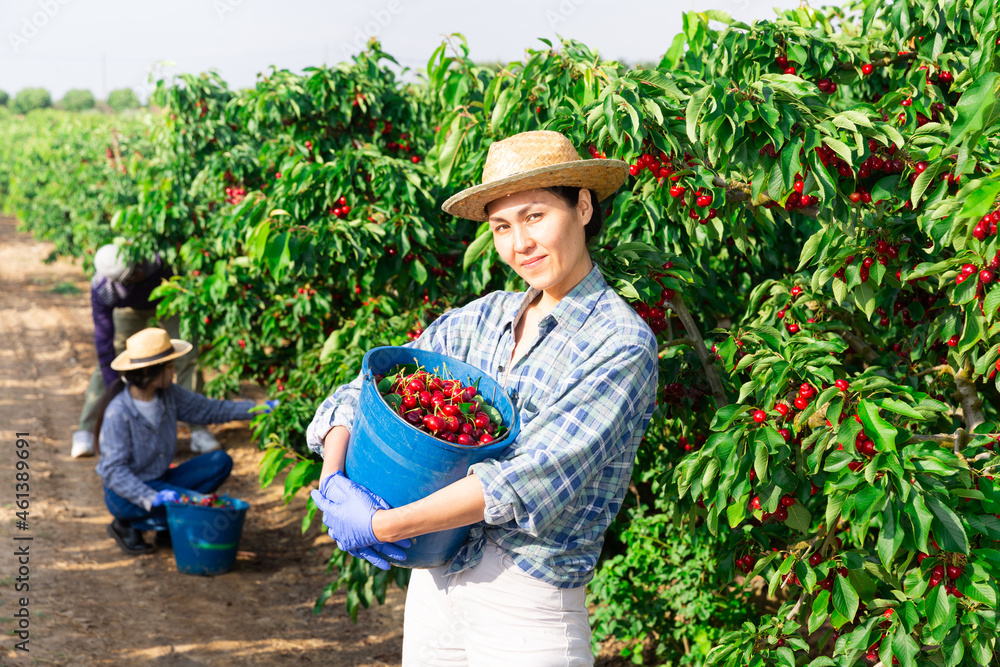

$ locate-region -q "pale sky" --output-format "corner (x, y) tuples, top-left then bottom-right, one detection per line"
(1, 0), (811, 102)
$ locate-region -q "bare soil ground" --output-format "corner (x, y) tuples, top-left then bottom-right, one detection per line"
(0, 217), (628, 666)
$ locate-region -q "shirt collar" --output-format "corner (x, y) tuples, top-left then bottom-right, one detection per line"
(500, 262), (607, 335)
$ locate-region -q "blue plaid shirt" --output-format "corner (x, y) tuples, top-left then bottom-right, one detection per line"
(96, 384), (255, 509)
(307, 263), (658, 588)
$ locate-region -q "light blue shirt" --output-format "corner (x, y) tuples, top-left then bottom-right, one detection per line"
(96, 384), (254, 508)
(307, 263), (658, 587)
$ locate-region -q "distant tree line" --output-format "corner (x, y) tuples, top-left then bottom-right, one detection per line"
(0, 87), (142, 114)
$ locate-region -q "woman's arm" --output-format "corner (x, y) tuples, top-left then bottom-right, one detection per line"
(320, 426), (486, 542)
(371, 475), (486, 543)
(319, 426), (350, 480)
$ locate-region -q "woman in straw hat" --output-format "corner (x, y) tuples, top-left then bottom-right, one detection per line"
(94, 327), (274, 555)
(308, 130), (658, 664)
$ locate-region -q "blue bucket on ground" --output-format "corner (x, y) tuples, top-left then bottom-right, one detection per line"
(165, 494), (249, 575)
(345, 346), (521, 569)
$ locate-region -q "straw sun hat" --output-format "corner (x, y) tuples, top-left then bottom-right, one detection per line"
(441, 130), (629, 222)
(110, 328), (191, 373)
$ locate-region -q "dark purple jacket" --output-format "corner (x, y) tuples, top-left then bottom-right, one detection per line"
(92, 258), (174, 387)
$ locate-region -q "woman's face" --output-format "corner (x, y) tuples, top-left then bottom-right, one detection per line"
(486, 188), (593, 299)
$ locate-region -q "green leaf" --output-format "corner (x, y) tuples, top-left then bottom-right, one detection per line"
(490, 88), (514, 134)
(944, 72), (1000, 153)
(878, 505), (902, 568)
(925, 495), (969, 554)
(891, 630), (919, 667)
(409, 258), (428, 284)
(785, 501), (812, 534)
(754, 438), (769, 483)
(832, 574), (859, 622)
(463, 225), (493, 270)
(858, 399), (898, 453)
(925, 581), (953, 628)
(685, 83), (713, 143)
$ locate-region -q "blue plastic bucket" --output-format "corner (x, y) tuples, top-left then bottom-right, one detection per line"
(165, 494), (249, 575)
(345, 346), (521, 568)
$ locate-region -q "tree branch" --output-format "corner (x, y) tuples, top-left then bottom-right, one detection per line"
(669, 295), (728, 408)
(658, 337), (694, 353)
(841, 330), (878, 364)
(955, 359), (985, 432)
(712, 176), (819, 218)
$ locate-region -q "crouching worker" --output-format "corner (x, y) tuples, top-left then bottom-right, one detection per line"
(94, 327), (274, 555)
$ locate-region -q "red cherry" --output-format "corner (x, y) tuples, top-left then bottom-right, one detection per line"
(799, 383), (815, 398)
(862, 63), (874, 75)
(784, 66), (797, 75)
(774, 403), (789, 416)
(787, 322), (800, 334)
(422, 414), (444, 433)
(835, 379), (849, 391)
(980, 269), (995, 284)
(793, 180), (805, 193)
(457, 434), (474, 446)
(479, 433), (494, 444)
(794, 395), (809, 410)
(781, 495), (796, 507)
(947, 565), (963, 580)
(752, 410), (767, 424)
(774, 506), (789, 521)
(473, 412), (490, 429)
(669, 186), (685, 198)
(809, 553), (824, 566)
(947, 335), (959, 347)
(775, 55), (788, 67)
(751, 496), (762, 510)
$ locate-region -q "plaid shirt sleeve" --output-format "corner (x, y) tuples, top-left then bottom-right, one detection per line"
(470, 341), (657, 537)
(305, 294), (503, 456)
(169, 385), (255, 425)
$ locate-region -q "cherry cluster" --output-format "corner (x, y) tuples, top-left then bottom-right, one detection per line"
(329, 195), (351, 219)
(376, 366), (505, 446)
(631, 261), (680, 336)
(973, 209), (1000, 241)
(224, 185), (247, 205)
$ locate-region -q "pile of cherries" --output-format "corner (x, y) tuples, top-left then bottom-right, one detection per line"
(173, 493), (233, 509)
(376, 366), (507, 446)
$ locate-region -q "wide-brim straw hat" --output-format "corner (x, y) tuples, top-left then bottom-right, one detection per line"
(441, 130), (629, 222)
(110, 327), (191, 372)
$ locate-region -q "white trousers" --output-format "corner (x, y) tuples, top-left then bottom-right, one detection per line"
(401, 541), (594, 666)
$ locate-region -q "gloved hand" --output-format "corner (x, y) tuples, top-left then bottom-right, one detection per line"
(262, 399), (280, 414)
(151, 489), (180, 507)
(310, 472), (411, 570)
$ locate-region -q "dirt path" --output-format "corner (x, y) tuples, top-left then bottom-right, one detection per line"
(0, 217), (406, 666)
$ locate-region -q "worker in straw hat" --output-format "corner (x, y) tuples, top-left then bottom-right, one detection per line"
(94, 327), (275, 555)
(307, 130), (659, 664)
(72, 242), (221, 458)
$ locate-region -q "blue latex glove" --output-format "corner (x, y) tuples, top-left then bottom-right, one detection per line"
(151, 489), (179, 507)
(262, 399), (280, 414)
(310, 472), (411, 570)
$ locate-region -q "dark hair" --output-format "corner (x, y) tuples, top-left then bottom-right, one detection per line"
(544, 186), (605, 243)
(92, 363), (170, 451)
